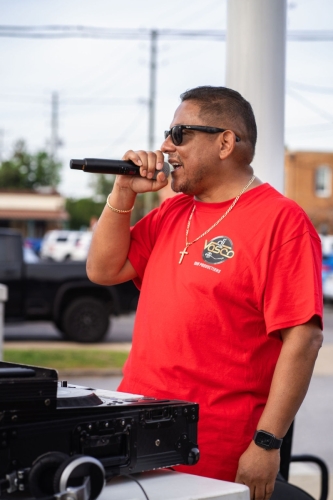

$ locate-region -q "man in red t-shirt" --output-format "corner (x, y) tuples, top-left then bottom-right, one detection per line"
(87, 86), (323, 500)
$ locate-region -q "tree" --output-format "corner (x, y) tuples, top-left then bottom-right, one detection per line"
(89, 173), (115, 198)
(66, 198), (105, 230)
(0, 140), (62, 189)
(88, 173), (146, 223)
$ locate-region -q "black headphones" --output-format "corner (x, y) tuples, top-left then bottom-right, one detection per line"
(27, 452), (105, 500)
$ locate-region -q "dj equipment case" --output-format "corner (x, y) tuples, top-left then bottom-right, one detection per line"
(0, 361), (199, 498)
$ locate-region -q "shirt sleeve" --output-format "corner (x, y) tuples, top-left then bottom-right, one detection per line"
(263, 231), (323, 334)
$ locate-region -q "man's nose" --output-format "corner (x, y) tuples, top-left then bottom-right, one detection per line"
(160, 135), (175, 153)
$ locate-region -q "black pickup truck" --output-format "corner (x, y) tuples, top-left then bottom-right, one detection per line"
(0, 228), (139, 343)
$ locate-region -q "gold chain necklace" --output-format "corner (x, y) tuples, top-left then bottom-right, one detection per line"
(179, 175), (255, 264)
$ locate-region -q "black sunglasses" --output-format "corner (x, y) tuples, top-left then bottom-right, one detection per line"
(164, 125), (241, 146)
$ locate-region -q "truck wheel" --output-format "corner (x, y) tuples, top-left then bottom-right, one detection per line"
(54, 317), (63, 332)
(62, 297), (110, 343)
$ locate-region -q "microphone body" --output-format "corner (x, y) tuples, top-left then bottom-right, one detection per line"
(70, 158), (170, 180)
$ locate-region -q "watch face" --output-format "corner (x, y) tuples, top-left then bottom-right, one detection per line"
(256, 431), (273, 448)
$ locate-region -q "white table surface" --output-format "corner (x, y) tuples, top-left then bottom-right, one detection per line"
(99, 469), (250, 500)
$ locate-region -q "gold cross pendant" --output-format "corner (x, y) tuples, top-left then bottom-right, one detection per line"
(179, 246), (189, 264)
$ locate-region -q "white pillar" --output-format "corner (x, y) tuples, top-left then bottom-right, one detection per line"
(0, 284), (8, 361)
(226, 0), (287, 193)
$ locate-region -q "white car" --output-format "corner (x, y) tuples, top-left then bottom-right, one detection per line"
(323, 271), (333, 301)
(23, 245), (40, 263)
(71, 231), (93, 261)
(40, 230), (83, 261)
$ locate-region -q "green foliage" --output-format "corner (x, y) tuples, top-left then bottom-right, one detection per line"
(90, 173), (115, 198)
(0, 140), (62, 189)
(68, 170), (149, 230)
(66, 195), (147, 229)
(4, 348), (129, 370)
(66, 197), (105, 230)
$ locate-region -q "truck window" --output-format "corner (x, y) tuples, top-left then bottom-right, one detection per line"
(0, 236), (22, 262)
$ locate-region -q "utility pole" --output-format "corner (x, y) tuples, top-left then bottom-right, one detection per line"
(148, 30), (158, 151)
(0, 129), (4, 163)
(144, 30), (158, 213)
(50, 91), (59, 158)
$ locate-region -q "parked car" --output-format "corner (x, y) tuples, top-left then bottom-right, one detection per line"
(322, 253), (333, 301)
(322, 253), (333, 282)
(71, 231), (93, 261)
(24, 237), (42, 255)
(40, 230), (83, 261)
(23, 245), (40, 263)
(319, 234), (333, 256)
(323, 271), (333, 301)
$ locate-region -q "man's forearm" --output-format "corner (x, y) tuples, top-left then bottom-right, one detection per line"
(86, 183), (137, 285)
(235, 317), (323, 499)
(256, 317), (323, 438)
(86, 149), (168, 285)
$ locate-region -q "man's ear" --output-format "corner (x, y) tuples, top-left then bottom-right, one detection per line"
(218, 130), (237, 160)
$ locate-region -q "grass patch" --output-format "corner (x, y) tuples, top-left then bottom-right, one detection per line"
(3, 349), (129, 370)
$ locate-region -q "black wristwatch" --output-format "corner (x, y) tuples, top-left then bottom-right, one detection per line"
(253, 430), (283, 450)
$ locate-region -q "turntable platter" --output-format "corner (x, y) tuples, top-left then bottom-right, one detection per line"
(57, 386), (103, 408)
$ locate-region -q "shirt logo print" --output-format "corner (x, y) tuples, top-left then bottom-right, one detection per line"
(202, 236), (234, 265)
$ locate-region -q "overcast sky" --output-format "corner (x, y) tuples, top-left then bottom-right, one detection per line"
(0, 0), (333, 198)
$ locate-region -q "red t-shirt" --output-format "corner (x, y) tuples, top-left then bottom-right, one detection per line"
(118, 183), (323, 481)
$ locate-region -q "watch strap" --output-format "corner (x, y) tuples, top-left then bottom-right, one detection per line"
(253, 430), (283, 450)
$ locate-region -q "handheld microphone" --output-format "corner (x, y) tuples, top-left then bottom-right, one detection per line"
(70, 158), (170, 180)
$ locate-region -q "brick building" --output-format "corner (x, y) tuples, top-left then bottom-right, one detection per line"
(285, 151), (333, 234)
(0, 190), (69, 238)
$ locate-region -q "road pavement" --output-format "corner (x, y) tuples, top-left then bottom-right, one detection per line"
(3, 307), (333, 499)
(3, 312), (136, 343)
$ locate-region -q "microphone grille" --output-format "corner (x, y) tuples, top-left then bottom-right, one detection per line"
(153, 162), (170, 180)
(162, 162), (171, 177)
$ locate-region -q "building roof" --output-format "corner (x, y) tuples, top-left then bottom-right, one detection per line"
(0, 190), (69, 221)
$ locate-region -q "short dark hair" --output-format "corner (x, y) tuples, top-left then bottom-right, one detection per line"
(180, 86), (257, 154)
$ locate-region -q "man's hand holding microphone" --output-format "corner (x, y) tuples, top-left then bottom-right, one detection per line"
(70, 150), (170, 195)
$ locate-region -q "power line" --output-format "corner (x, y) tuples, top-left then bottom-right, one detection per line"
(0, 95), (143, 106)
(287, 30), (333, 41)
(287, 81), (333, 94)
(62, 98), (144, 106)
(286, 123), (333, 137)
(0, 26), (225, 40)
(286, 87), (333, 123)
(0, 25), (333, 41)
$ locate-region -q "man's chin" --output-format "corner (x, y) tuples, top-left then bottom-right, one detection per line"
(171, 179), (189, 195)
(171, 184), (180, 194)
